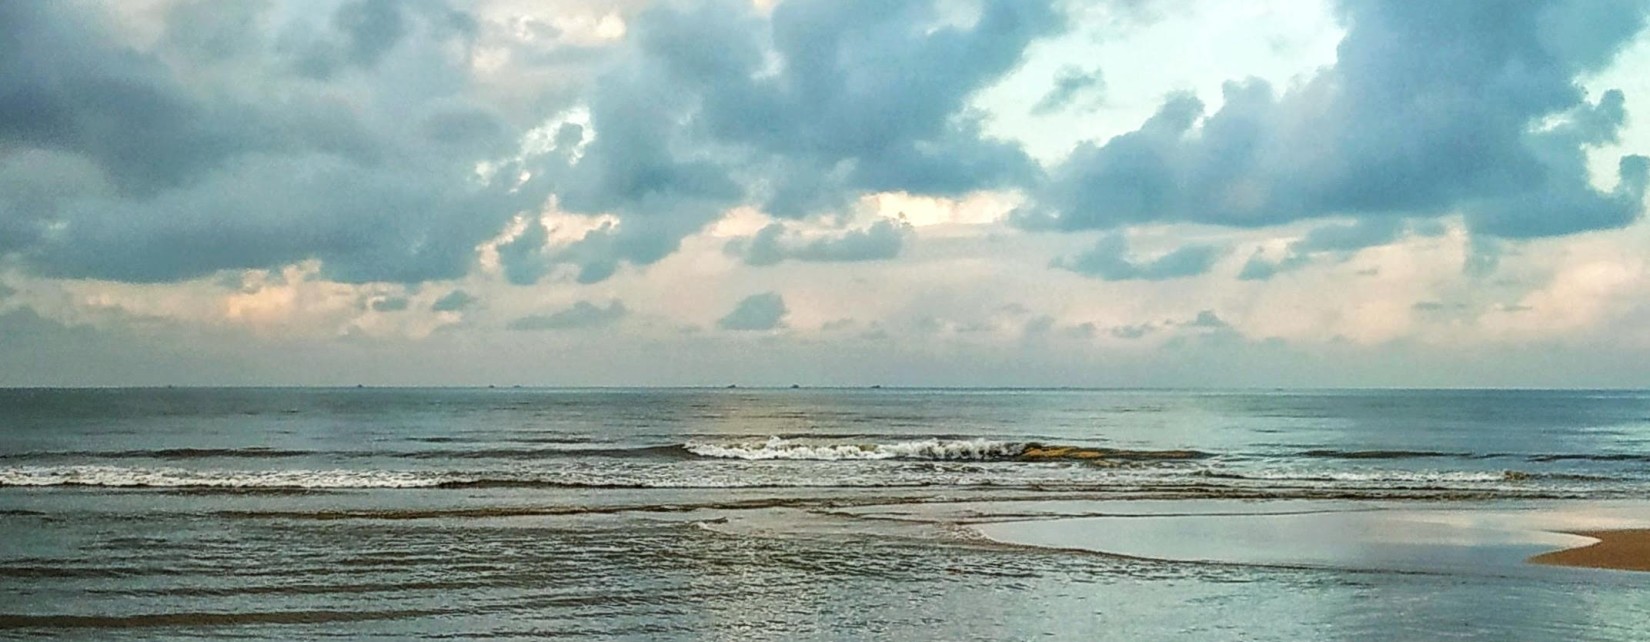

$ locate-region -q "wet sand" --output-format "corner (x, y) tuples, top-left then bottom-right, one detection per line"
(1529, 529), (1650, 572)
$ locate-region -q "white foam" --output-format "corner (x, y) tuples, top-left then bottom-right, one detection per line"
(0, 465), (455, 489)
(683, 436), (1025, 461)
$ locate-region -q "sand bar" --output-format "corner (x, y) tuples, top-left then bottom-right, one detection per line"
(1529, 529), (1650, 572)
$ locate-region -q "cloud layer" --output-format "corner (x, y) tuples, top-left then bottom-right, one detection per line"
(2, 0), (1650, 387)
(0, 1), (556, 284)
(1020, 1), (1650, 241)
(3, 0), (1646, 289)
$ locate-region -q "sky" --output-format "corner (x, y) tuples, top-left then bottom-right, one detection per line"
(3, 0), (1650, 387)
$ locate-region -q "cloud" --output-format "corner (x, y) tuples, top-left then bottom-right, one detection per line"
(0, 1), (1064, 287)
(497, 218), (554, 286)
(1053, 234), (1222, 281)
(1022, 314), (1056, 337)
(1020, 1), (1650, 243)
(430, 289), (477, 312)
(1184, 310), (1230, 330)
(0, 1), (551, 284)
(1239, 218), (1406, 280)
(370, 296), (410, 312)
(1165, 310), (1243, 346)
(1237, 252), (1308, 281)
(726, 219), (912, 266)
(1109, 323), (1157, 340)
(5, 0), (1648, 296)
(533, 0), (1063, 282)
(821, 318), (856, 332)
(287, 0), (425, 79)
(1064, 321), (1098, 340)
(718, 292), (787, 331)
(1030, 67), (1103, 115)
(508, 300), (628, 331)
(1413, 301), (1469, 314)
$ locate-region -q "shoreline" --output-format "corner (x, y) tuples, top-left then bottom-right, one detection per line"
(1529, 529), (1650, 572)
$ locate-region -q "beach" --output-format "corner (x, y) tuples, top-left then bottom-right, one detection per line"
(1530, 529), (1650, 572)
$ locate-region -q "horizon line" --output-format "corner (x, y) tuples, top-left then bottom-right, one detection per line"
(2, 385), (1647, 392)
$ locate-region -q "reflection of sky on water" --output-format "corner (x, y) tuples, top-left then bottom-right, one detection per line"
(973, 500), (1650, 576)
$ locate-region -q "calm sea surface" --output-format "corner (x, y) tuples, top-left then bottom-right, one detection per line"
(3, 388), (1649, 640)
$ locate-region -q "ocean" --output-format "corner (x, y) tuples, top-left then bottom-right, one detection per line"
(3, 388), (1649, 640)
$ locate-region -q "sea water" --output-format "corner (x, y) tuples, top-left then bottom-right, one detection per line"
(2, 388), (1648, 640)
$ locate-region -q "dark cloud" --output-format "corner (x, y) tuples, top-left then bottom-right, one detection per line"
(1413, 301), (1471, 314)
(1064, 321), (1098, 340)
(820, 318), (857, 332)
(1109, 323), (1156, 340)
(718, 292), (788, 331)
(497, 219), (554, 286)
(1239, 218), (1405, 280)
(955, 320), (998, 334)
(285, 0), (413, 79)
(1021, 1), (1650, 245)
(6, 0), (1646, 292)
(0, 2), (260, 196)
(1031, 67), (1104, 115)
(1184, 310), (1230, 330)
(1237, 252), (1307, 281)
(1022, 315), (1056, 337)
(508, 300), (628, 331)
(431, 289), (477, 312)
(370, 296), (410, 312)
(536, 0), (1063, 283)
(1161, 309), (1243, 348)
(0, 1), (552, 284)
(1053, 234), (1222, 280)
(725, 219), (912, 266)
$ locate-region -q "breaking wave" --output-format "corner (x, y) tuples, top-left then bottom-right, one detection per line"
(685, 437), (1021, 460)
(682, 436), (1207, 462)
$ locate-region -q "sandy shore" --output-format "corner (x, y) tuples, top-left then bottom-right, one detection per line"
(1529, 529), (1650, 572)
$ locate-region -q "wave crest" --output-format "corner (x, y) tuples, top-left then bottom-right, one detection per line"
(684, 437), (1023, 460)
(682, 436), (1206, 462)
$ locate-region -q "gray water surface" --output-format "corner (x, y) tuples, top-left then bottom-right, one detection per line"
(3, 388), (1649, 640)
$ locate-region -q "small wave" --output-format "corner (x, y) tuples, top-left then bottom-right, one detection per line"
(0, 445), (696, 463)
(1525, 453), (1650, 463)
(1288, 450), (1650, 465)
(0, 465), (966, 490)
(392, 445), (690, 460)
(0, 609), (444, 630)
(682, 436), (1207, 462)
(0, 466), (451, 489)
(0, 448), (320, 461)
(1193, 468), (1613, 484)
(1296, 449), (1480, 460)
